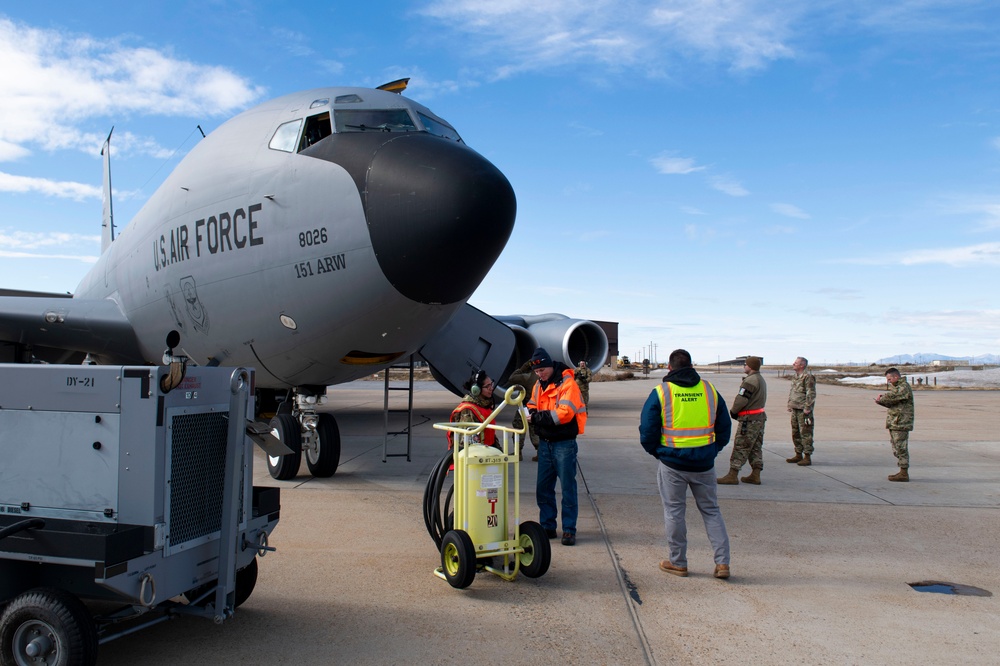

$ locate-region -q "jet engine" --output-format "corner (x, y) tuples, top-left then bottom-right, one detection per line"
(420, 307), (608, 397)
(495, 314), (608, 373)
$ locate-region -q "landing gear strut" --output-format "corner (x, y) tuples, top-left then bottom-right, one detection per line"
(265, 388), (341, 480)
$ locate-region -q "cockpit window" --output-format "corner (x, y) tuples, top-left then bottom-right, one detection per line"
(269, 119), (302, 152)
(418, 112), (463, 142)
(334, 109), (417, 133)
(299, 112), (332, 151)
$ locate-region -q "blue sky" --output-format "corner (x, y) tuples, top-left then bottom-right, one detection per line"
(1, 1), (999, 365)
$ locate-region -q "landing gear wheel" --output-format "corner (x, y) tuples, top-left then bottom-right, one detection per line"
(267, 414), (302, 480)
(517, 521), (551, 578)
(306, 413), (341, 477)
(0, 587), (98, 666)
(440, 530), (477, 589)
(234, 557), (259, 608)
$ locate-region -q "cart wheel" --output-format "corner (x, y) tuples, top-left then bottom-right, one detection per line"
(440, 530), (477, 589)
(234, 558), (259, 608)
(184, 557), (258, 609)
(517, 521), (551, 578)
(0, 587), (98, 666)
(306, 413), (341, 478)
(267, 414), (302, 480)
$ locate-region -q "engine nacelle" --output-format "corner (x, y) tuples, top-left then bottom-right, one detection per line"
(496, 314), (608, 373)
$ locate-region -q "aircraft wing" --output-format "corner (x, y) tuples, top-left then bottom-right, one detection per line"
(0, 295), (145, 364)
(420, 304), (608, 396)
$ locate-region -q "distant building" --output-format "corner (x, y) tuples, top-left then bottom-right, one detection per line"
(716, 355), (764, 367)
(931, 359), (969, 366)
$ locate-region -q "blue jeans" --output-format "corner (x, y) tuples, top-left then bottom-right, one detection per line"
(536, 438), (578, 535)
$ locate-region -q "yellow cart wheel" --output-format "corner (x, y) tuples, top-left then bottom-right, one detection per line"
(441, 530), (476, 589)
(518, 521), (551, 578)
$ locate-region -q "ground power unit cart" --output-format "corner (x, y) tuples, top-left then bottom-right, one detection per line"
(0, 363), (280, 666)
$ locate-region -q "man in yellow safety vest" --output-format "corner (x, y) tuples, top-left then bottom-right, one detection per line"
(639, 349), (733, 579)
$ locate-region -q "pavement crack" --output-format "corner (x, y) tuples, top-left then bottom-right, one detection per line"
(579, 461), (657, 666)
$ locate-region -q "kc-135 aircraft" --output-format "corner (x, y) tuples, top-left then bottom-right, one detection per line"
(0, 80), (607, 480)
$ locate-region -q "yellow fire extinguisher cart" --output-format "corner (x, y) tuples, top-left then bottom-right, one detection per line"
(429, 385), (551, 588)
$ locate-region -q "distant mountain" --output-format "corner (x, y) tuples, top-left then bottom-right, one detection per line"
(875, 353), (1000, 365)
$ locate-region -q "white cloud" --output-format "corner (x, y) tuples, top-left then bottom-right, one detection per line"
(709, 175), (749, 196)
(840, 242), (1000, 267)
(0, 18), (264, 163)
(0, 230), (99, 262)
(943, 199), (1000, 230)
(648, 0), (796, 70)
(0, 250), (98, 262)
(898, 242), (1000, 267)
(0, 171), (101, 201)
(680, 205), (707, 215)
(417, 0), (799, 78)
(0, 230), (100, 249)
(569, 121), (603, 137)
(770, 202), (810, 219)
(416, 2), (999, 83)
(651, 153), (705, 175)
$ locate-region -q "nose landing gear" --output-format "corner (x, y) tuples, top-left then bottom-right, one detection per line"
(264, 388), (341, 480)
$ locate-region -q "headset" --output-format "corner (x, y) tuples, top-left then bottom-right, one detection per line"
(469, 369), (487, 396)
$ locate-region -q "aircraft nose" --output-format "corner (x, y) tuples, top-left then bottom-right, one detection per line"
(364, 134), (516, 304)
(303, 132), (516, 305)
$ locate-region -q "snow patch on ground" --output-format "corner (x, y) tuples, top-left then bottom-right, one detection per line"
(838, 367), (1000, 388)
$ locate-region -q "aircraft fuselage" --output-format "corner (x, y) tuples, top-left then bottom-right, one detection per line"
(75, 87), (516, 389)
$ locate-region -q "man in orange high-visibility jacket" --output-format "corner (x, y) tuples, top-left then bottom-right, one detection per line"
(639, 349), (733, 579)
(527, 347), (587, 546)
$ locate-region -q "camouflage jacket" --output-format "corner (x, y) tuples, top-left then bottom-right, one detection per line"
(787, 371), (816, 411)
(455, 392), (495, 424)
(876, 378), (914, 431)
(574, 366), (592, 387)
(731, 371), (767, 421)
(508, 361), (539, 399)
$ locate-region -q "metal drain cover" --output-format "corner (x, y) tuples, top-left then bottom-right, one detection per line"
(908, 580), (992, 596)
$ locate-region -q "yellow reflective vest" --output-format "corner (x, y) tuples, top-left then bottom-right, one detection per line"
(654, 380), (718, 448)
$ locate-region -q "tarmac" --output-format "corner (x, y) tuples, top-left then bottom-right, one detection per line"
(98, 370), (1000, 665)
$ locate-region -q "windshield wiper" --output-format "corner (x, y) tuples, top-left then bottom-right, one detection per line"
(345, 124), (391, 132)
(344, 123), (415, 133)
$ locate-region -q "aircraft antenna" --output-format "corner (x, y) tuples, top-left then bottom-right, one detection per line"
(100, 127), (116, 251)
(137, 126), (204, 194)
(197, 125), (206, 138)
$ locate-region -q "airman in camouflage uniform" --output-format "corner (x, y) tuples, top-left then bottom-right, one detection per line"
(507, 361), (540, 459)
(786, 356), (816, 465)
(718, 356), (767, 485)
(450, 372), (496, 449)
(874, 367), (914, 482)
(574, 361), (593, 407)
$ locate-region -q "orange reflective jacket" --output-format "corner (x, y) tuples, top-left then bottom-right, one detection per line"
(528, 367), (587, 438)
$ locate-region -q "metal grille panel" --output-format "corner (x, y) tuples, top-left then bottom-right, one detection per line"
(168, 412), (228, 547)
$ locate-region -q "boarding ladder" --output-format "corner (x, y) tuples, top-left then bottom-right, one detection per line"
(382, 355), (415, 462)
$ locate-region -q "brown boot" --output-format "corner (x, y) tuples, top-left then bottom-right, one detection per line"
(786, 453), (803, 463)
(740, 468), (761, 485)
(888, 468), (909, 482)
(717, 469), (740, 485)
(796, 455), (812, 466)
